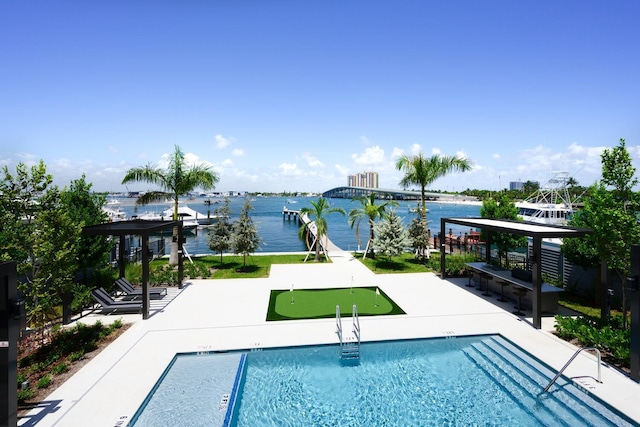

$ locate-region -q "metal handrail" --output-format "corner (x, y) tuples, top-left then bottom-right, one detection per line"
(335, 305), (343, 346)
(543, 347), (602, 393)
(352, 304), (360, 346)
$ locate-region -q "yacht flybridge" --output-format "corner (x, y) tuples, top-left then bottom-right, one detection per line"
(516, 172), (575, 226)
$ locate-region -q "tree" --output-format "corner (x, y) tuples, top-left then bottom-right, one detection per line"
(298, 197), (346, 262)
(122, 145), (219, 265)
(0, 161), (81, 327)
(522, 180), (540, 197)
(372, 210), (411, 260)
(232, 198), (261, 270)
(60, 175), (111, 269)
(480, 193), (527, 267)
(208, 198), (232, 266)
(408, 214), (430, 261)
(563, 139), (640, 327)
(348, 193), (398, 258)
(396, 152), (472, 258)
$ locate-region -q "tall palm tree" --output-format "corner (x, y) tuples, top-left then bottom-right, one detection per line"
(396, 152), (472, 256)
(122, 145), (219, 264)
(348, 192), (398, 259)
(298, 197), (346, 262)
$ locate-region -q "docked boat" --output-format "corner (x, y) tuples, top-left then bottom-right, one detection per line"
(102, 198), (127, 222)
(516, 172), (574, 225)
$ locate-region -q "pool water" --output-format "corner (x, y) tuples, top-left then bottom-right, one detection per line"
(130, 335), (634, 426)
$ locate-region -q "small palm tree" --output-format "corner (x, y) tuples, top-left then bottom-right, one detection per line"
(396, 152), (472, 258)
(348, 192), (398, 259)
(298, 197), (346, 262)
(122, 145), (219, 265)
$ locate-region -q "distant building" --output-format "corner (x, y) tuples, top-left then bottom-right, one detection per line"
(348, 171), (379, 189)
(510, 181), (524, 191)
(510, 181), (538, 191)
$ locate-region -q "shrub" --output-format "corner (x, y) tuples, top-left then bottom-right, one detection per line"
(427, 253), (477, 276)
(17, 388), (34, 402)
(69, 351), (84, 362)
(36, 375), (51, 389)
(51, 362), (68, 375)
(554, 314), (631, 367)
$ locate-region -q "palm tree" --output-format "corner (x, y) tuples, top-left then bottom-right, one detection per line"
(298, 197), (346, 262)
(122, 145), (219, 265)
(348, 192), (398, 259)
(395, 152), (472, 256)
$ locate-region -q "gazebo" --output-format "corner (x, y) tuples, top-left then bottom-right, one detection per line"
(82, 220), (184, 319)
(440, 217), (592, 329)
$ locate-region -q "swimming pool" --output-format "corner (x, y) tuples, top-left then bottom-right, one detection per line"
(130, 335), (634, 426)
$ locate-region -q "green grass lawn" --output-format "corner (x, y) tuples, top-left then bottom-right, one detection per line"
(192, 254), (327, 279)
(356, 252), (433, 274)
(266, 286), (405, 321)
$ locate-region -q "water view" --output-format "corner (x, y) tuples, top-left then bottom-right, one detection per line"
(115, 196), (481, 255)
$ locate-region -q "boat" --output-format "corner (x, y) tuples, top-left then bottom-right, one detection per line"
(102, 198), (127, 222)
(516, 172), (574, 225)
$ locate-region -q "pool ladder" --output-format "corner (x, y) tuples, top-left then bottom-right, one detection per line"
(542, 346), (602, 393)
(336, 304), (360, 363)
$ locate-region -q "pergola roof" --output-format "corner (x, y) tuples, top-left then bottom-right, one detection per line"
(443, 217), (592, 239)
(82, 219), (181, 236)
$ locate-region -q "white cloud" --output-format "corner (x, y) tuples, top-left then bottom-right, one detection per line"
(492, 153), (500, 160)
(352, 145), (385, 165)
(222, 158), (234, 167)
(278, 162), (303, 176)
(231, 148), (245, 157)
(430, 147), (441, 155)
(215, 134), (231, 149)
(301, 153), (325, 168)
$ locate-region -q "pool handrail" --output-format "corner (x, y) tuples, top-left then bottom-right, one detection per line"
(543, 346), (602, 393)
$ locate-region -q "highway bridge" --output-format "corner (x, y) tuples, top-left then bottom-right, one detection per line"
(321, 186), (475, 201)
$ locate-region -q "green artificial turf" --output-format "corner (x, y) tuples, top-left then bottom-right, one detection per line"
(266, 286), (406, 321)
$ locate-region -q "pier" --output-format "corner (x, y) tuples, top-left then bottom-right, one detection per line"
(282, 206), (334, 256)
(282, 206), (301, 222)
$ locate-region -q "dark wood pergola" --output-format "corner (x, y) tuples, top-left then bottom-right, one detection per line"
(83, 220), (184, 319)
(440, 217), (592, 329)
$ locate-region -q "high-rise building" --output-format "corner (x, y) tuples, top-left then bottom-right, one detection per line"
(348, 171), (379, 189)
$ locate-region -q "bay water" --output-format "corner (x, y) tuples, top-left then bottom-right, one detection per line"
(117, 197), (481, 255)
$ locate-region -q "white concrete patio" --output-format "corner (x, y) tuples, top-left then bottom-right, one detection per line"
(19, 250), (640, 426)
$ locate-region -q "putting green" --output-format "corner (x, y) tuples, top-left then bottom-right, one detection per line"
(266, 287), (405, 321)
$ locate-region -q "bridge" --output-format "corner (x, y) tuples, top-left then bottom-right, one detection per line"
(321, 186), (473, 201)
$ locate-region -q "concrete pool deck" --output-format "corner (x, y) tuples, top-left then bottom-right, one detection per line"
(19, 250), (640, 426)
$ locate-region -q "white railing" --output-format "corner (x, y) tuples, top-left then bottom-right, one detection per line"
(352, 304), (360, 346)
(335, 305), (343, 346)
(543, 347), (602, 393)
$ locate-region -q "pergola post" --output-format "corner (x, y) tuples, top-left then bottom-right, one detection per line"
(118, 235), (126, 278)
(178, 222), (184, 289)
(141, 234), (150, 320)
(531, 237), (543, 329)
(440, 218), (446, 278)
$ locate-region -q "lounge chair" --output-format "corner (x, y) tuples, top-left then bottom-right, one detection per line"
(115, 278), (167, 300)
(91, 287), (142, 314)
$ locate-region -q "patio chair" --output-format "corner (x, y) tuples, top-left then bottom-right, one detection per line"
(115, 277), (167, 300)
(91, 287), (142, 314)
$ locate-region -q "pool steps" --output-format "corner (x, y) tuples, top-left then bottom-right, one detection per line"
(463, 336), (633, 426)
(336, 304), (361, 365)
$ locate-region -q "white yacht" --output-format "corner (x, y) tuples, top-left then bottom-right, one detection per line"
(102, 198), (127, 222)
(516, 172), (574, 225)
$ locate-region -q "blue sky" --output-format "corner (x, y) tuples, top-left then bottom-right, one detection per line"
(1, 1), (639, 194)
